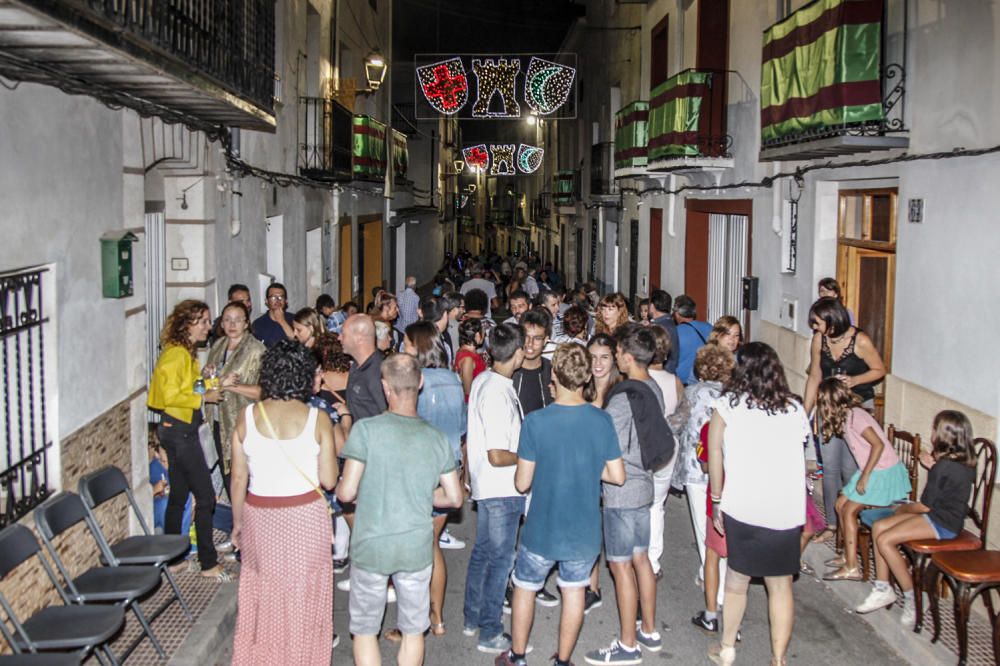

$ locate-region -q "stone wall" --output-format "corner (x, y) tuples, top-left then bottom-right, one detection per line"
(0, 399), (133, 645)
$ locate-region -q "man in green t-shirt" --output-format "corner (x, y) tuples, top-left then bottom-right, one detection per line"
(337, 353), (464, 666)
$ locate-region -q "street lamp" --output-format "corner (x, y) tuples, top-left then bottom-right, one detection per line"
(364, 50), (387, 91)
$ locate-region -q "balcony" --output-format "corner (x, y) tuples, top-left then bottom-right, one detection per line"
(553, 169), (580, 210)
(590, 141), (615, 196)
(647, 69), (733, 172)
(0, 0), (276, 131)
(614, 101), (649, 179)
(299, 97), (353, 181)
(758, 0), (907, 161)
(352, 115), (409, 182)
(530, 193), (552, 225)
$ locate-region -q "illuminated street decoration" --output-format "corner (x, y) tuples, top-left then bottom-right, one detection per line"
(516, 144), (544, 173)
(463, 144), (490, 172)
(416, 57), (469, 114)
(472, 59), (521, 117)
(524, 57), (576, 115)
(463, 144), (542, 175)
(490, 144), (516, 175)
(415, 54), (577, 119)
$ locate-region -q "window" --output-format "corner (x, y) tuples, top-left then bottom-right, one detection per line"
(650, 15), (669, 87)
(0, 266), (54, 526)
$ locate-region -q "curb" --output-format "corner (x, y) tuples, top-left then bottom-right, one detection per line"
(169, 581), (238, 666)
(802, 541), (954, 665)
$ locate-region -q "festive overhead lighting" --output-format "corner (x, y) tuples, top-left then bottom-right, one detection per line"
(467, 183), (478, 193)
(524, 57), (576, 115)
(364, 50), (388, 91)
(472, 59), (521, 118)
(490, 144), (516, 175)
(516, 143), (544, 173)
(416, 57), (468, 114)
(453, 159), (465, 173)
(463, 144), (490, 172)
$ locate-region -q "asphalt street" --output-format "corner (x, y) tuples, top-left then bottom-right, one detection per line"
(331, 493), (910, 665)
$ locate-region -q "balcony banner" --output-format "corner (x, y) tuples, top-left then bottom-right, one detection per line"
(392, 129), (409, 179)
(648, 71), (711, 160)
(553, 170), (576, 206)
(761, 0), (884, 144)
(614, 101), (649, 171)
(353, 115), (386, 180)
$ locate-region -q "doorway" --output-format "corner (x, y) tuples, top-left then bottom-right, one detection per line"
(339, 223), (352, 304)
(684, 199), (752, 334)
(837, 188), (897, 423)
(649, 208), (663, 292)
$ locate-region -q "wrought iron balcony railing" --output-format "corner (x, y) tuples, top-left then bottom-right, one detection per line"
(590, 141), (615, 196)
(0, 0), (276, 129)
(299, 97), (354, 181)
(553, 170), (580, 206)
(647, 69), (733, 170)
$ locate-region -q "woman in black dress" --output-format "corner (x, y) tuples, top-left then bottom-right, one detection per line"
(803, 297), (886, 542)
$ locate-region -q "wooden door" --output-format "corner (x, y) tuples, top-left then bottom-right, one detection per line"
(339, 223), (352, 304)
(629, 218), (639, 305)
(837, 189), (897, 423)
(684, 210), (710, 313)
(649, 208), (663, 291)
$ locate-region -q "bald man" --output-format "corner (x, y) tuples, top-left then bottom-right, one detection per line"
(342, 314), (389, 423)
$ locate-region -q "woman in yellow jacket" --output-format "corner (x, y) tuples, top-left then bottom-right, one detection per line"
(148, 299), (229, 581)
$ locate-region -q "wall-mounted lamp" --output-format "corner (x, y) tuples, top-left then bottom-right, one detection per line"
(364, 50), (387, 91)
(453, 159), (465, 173)
(467, 183), (478, 193)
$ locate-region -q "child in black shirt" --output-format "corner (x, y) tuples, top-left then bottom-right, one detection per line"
(854, 410), (978, 627)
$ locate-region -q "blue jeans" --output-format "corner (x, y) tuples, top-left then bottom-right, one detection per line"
(463, 496), (525, 640)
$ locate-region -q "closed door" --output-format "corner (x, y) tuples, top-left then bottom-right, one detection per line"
(339, 223), (352, 304)
(706, 213), (749, 325)
(649, 208), (663, 291)
(360, 219), (383, 304)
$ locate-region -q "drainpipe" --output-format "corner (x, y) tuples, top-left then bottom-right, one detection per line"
(382, 0), (394, 290)
(666, 174), (678, 237)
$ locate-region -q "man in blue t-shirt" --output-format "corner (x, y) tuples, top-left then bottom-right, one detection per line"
(496, 343), (625, 666)
(673, 294), (713, 385)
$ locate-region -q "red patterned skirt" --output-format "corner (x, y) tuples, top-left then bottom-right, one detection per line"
(232, 492), (333, 666)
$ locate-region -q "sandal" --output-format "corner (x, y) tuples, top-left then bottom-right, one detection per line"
(201, 567), (235, 583)
(823, 566), (862, 582)
(383, 628), (402, 643)
(824, 555), (846, 568)
(812, 528), (836, 544)
(708, 642), (736, 666)
(430, 622), (446, 636)
(800, 560), (816, 576)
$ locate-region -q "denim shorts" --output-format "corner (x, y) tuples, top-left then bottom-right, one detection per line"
(603, 506), (651, 562)
(511, 544), (595, 590)
(349, 565), (433, 636)
(923, 514), (957, 540)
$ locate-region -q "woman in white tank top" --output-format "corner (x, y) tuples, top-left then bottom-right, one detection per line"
(229, 341), (338, 665)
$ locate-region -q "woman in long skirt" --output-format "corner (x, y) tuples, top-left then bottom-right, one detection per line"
(230, 340), (339, 665)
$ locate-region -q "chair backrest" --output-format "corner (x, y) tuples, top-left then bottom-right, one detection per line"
(33, 492), (89, 541)
(0, 525), (40, 580)
(887, 424), (921, 501)
(78, 464), (151, 536)
(969, 437), (997, 545)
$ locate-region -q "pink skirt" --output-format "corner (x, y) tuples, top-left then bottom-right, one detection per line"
(232, 493), (333, 666)
(705, 512), (728, 558)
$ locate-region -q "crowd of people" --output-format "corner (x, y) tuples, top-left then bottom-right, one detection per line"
(144, 253), (980, 666)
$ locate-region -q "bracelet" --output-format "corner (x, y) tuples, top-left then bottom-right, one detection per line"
(710, 495), (722, 503)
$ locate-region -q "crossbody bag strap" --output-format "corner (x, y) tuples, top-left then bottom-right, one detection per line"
(256, 403), (332, 515)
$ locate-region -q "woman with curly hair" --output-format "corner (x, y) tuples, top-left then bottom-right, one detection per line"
(230, 340), (339, 663)
(147, 299), (228, 580)
(708, 316), (742, 354)
(595, 292), (630, 336)
(454, 318), (487, 399)
(705, 342), (811, 666)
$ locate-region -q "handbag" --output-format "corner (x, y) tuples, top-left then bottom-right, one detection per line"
(255, 402), (334, 516)
(198, 422), (218, 469)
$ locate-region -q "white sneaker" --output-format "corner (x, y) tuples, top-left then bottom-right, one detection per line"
(855, 586), (897, 614)
(900, 599), (916, 628)
(439, 528), (466, 550)
(336, 578), (351, 592)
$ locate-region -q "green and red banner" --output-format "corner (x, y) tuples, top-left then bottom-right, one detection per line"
(353, 116), (407, 180)
(761, 0), (884, 144)
(648, 70), (711, 160)
(614, 101), (649, 170)
(553, 170), (576, 206)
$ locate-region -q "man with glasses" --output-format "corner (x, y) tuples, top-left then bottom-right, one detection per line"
(252, 283), (295, 348)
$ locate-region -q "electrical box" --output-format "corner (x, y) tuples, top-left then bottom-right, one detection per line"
(741, 276), (759, 311)
(100, 231), (138, 298)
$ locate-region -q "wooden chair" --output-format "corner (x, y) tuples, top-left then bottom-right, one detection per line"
(907, 438), (997, 635)
(925, 550), (1000, 666)
(858, 426), (921, 580)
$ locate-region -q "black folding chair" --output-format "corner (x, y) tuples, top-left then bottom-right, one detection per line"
(0, 654), (80, 665)
(0, 524), (123, 665)
(77, 465), (193, 621)
(34, 492), (166, 660)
